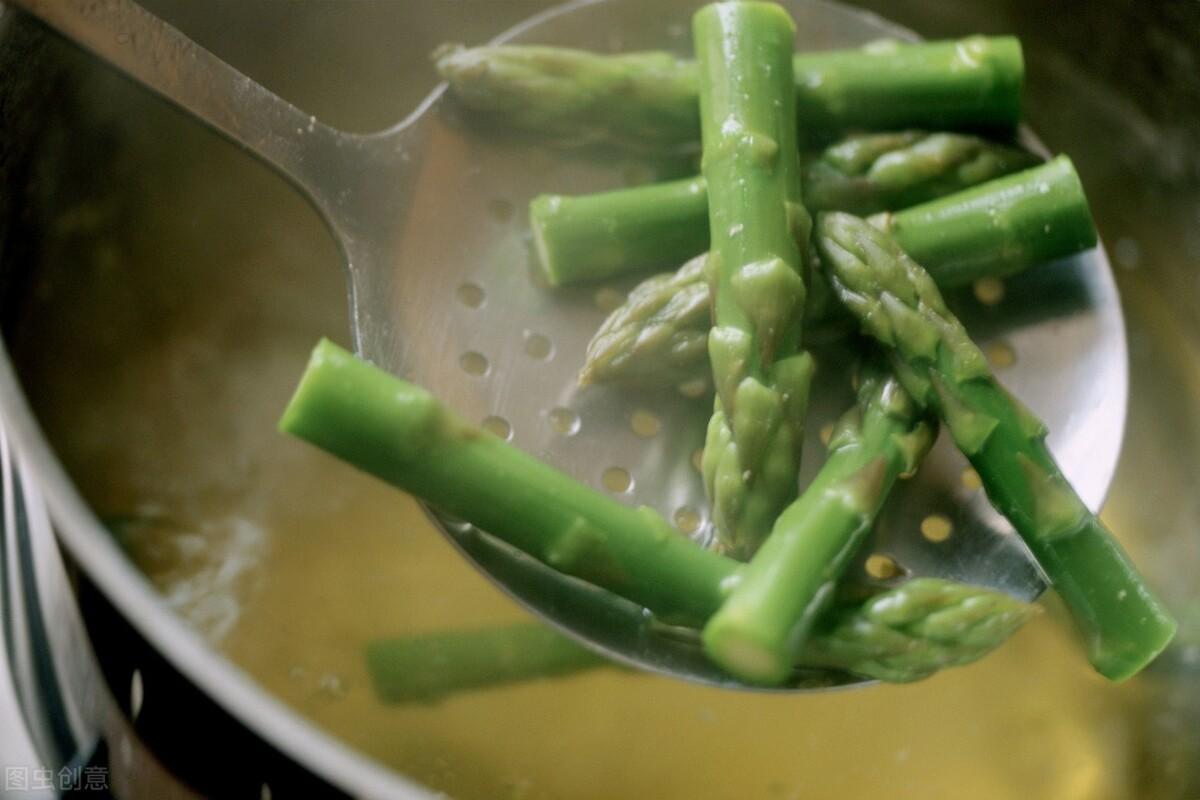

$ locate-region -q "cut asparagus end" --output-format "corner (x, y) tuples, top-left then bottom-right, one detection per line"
(529, 194), (565, 286)
(278, 337), (442, 473)
(1093, 615), (1178, 683)
(1062, 517), (1179, 682)
(703, 613), (794, 685)
(872, 155), (1098, 286)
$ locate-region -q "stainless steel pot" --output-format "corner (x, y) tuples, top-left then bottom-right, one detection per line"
(0, 1), (1197, 798)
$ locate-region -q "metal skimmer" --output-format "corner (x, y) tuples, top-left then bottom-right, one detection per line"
(10, 0), (1127, 690)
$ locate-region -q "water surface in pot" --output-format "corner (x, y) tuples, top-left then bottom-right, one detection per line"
(6, 1), (1199, 798)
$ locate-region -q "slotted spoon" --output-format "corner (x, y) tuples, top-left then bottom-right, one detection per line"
(12, 0), (1127, 690)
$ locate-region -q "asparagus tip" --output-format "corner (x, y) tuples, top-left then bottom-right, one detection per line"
(529, 196), (566, 287)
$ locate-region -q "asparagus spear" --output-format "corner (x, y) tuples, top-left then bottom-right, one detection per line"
(434, 36), (1023, 152)
(367, 579), (1036, 701)
(693, 2), (815, 560)
(816, 211), (1178, 681)
(582, 157), (1097, 387)
(867, 155), (1097, 288)
(365, 623), (609, 703)
(534, 131), (1037, 285)
(532, 177), (712, 288)
(283, 341), (1035, 683)
(703, 359), (936, 684)
(279, 339), (733, 626)
(543, 155), (1089, 287)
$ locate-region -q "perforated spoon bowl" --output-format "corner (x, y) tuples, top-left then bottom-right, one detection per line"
(12, 0), (1127, 690)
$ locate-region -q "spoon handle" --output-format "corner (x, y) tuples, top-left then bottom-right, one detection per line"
(10, 0), (342, 199)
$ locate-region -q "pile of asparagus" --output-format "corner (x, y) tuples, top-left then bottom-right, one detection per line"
(281, 2), (1176, 693)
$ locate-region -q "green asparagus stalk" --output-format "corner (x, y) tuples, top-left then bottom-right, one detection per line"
(279, 339), (733, 626)
(582, 157), (1097, 388)
(365, 623), (610, 703)
(367, 579), (1036, 701)
(532, 177), (711, 287)
(816, 211), (1178, 681)
(703, 360), (936, 684)
(282, 340), (1035, 683)
(693, 2), (815, 560)
(534, 131), (1037, 285)
(434, 36), (1023, 152)
(542, 155), (1089, 287)
(867, 155), (1097, 288)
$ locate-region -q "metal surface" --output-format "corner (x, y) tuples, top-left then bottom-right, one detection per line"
(0, 423), (92, 799)
(6, 0), (1127, 691)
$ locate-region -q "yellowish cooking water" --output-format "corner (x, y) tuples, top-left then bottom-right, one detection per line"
(14, 60), (1198, 800)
